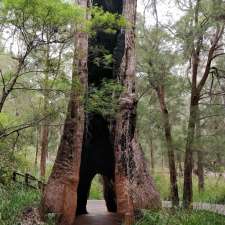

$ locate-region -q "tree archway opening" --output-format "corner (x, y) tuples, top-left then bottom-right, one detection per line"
(76, 114), (117, 216)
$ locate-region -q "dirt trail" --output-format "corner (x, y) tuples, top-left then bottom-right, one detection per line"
(74, 200), (122, 225)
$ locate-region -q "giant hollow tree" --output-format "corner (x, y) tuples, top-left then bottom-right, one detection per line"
(41, 0), (161, 224)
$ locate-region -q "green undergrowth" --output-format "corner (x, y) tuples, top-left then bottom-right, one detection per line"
(89, 175), (103, 200)
(154, 171), (225, 204)
(0, 177), (103, 225)
(0, 183), (40, 225)
(0, 183), (55, 225)
(136, 210), (225, 225)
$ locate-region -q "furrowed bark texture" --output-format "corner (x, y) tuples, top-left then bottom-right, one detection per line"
(40, 1), (89, 224)
(41, 0), (160, 222)
(114, 0), (161, 217)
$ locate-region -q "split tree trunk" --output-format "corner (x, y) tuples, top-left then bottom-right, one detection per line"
(40, 1), (89, 224)
(114, 0), (161, 220)
(156, 85), (179, 207)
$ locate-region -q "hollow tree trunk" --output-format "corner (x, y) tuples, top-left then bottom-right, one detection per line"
(114, 0), (161, 220)
(156, 85), (179, 207)
(40, 1), (89, 224)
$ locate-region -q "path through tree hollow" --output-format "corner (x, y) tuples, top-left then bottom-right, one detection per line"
(76, 114), (116, 215)
(76, 0), (123, 216)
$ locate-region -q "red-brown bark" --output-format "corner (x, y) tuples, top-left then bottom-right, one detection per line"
(114, 0), (161, 220)
(40, 1), (89, 224)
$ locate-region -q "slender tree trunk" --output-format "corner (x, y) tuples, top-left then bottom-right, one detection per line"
(177, 152), (183, 176)
(196, 107), (204, 192)
(161, 152), (164, 170)
(156, 85), (179, 207)
(150, 138), (155, 173)
(40, 1), (89, 224)
(35, 127), (40, 168)
(40, 41), (50, 180)
(40, 122), (49, 179)
(197, 151), (204, 192)
(183, 92), (199, 208)
(182, 24), (223, 208)
(114, 0), (160, 221)
(34, 127), (40, 167)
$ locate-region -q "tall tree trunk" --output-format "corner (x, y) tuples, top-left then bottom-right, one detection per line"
(197, 151), (204, 192)
(156, 85), (179, 207)
(40, 1), (89, 224)
(35, 127), (39, 168)
(40, 38), (51, 180)
(161, 152), (164, 170)
(196, 106), (204, 192)
(183, 92), (199, 208)
(150, 138), (155, 173)
(182, 21), (223, 208)
(177, 152), (183, 176)
(40, 98), (49, 179)
(114, 0), (160, 221)
(35, 126), (42, 175)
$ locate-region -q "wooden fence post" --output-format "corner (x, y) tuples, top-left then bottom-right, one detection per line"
(12, 171), (16, 182)
(25, 173), (29, 186)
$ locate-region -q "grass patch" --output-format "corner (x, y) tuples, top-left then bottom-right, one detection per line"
(0, 183), (55, 225)
(0, 183), (40, 225)
(154, 171), (225, 204)
(136, 210), (225, 225)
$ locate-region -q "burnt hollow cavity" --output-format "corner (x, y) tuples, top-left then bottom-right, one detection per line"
(76, 114), (116, 215)
(76, 0), (123, 216)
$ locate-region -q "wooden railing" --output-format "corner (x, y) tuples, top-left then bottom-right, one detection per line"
(12, 171), (45, 190)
